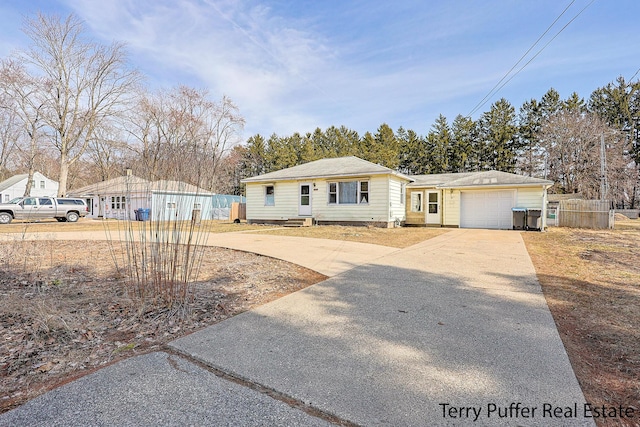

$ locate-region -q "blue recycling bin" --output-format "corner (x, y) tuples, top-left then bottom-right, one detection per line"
(138, 208), (150, 221)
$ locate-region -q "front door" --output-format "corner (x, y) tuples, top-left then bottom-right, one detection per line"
(298, 183), (312, 216)
(426, 191), (440, 224)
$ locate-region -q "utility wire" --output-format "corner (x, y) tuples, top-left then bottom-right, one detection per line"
(468, 0), (595, 117)
(467, 1), (575, 117)
(628, 67), (640, 82)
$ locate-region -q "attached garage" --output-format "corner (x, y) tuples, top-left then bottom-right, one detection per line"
(460, 190), (515, 229)
(406, 170), (553, 229)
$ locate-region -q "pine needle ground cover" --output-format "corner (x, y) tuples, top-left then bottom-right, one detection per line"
(522, 221), (640, 427)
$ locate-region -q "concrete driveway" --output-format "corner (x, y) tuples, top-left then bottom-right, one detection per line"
(171, 229), (593, 426)
(1, 228), (593, 426)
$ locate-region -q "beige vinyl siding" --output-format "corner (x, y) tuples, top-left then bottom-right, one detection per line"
(314, 175), (391, 222)
(515, 187), (545, 208)
(245, 182), (299, 220)
(388, 178), (406, 222)
(442, 189), (460, 226)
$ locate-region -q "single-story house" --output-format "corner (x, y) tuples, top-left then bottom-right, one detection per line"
(0, 172), (58, 202)
(242, 156), (554, 229)
(241, 156), (412, 227)
(69, 174), (214, 221)
(406, 171), (553, 229)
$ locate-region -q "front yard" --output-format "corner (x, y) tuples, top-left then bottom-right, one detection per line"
(1, 219), (638, 426)
(522, 220), (640, 427)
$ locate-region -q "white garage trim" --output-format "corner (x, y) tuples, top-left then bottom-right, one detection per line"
(460, 190), (515, 229)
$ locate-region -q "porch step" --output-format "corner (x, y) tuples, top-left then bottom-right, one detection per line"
(283, 218), (313, 227)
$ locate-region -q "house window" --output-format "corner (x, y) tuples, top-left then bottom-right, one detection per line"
(167, 202), (176, 209)
(400, 184), (405, 205)
(40, 181), (45, 189)
(428, 192), (438, 214)
(116, 196), (121, 210)
(359, 181), (369, 204)
(328, 183), (337, 204)
(265, 185), (275, 206)
(411, 192), (423, 212)
(328, 180), (370, 205)
(111, 197), (115, 209)
(194, 203), (202, 209)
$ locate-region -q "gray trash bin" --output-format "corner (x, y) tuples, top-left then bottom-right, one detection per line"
(512, 207), (527, 230)
(526, 208), (542, 231)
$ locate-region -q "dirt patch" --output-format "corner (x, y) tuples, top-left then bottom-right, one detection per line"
(522, 227), (640, 427)
(0, 240), (326, 414)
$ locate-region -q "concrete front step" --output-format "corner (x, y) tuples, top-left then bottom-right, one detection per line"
(283, 218), (313, 227)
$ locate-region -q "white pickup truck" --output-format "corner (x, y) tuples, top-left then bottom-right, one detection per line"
(0, 196), (88, 224)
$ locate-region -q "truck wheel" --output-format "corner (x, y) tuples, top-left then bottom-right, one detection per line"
(66, 212), (79, 223)
(0, 212), (13, 224)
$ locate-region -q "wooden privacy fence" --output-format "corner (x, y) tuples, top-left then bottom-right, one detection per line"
(558, 200), (614, 229)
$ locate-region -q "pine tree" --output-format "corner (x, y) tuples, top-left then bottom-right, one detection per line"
(450, 115), (475, 172)
(477, 98), (517, 172)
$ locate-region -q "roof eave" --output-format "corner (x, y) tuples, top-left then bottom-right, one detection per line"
(437, 182), (553, 189)
(242, 170), (413, 183)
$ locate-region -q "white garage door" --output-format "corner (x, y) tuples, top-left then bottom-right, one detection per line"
(460, 190), (515, 229)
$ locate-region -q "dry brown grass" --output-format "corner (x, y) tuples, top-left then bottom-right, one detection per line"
(250, 225), (451, 248)
(0, 218), (267, 234)
(0, 240), (325, 414)
(522, 220), (640, 427)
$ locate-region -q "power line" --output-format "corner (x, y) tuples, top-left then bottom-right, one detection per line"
(467, 0), (595, 118)
(467, 1), (575, 117)
(628, 67), (640, 82)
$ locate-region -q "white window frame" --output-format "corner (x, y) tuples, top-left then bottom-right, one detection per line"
(400, 183), (405, 205)
(411, 191), (423, 212)
(40, 180), (45, 189)
(264, 185), (275, 206)
(327, 180), (370, 205)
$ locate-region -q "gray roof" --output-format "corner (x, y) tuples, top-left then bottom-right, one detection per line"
(70, 175), (150, 195)
(241, 156), (413, 183)
(70, 176), (211, 196)
(0, 174), (28, 192)
(408, 170), (553, 188)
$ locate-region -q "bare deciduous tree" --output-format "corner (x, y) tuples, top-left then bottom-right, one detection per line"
(127, 86), (244, 190)
(0, 59), (47, 194)
(18, 13), (140, 196)
(539, 111), (633, 204)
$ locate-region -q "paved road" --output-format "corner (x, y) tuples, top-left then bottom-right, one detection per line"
(1, 228), (594, 426)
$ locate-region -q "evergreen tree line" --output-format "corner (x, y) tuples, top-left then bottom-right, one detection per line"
(227, 79), (640, 208)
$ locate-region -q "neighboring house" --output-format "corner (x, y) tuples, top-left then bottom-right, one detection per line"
(69, 174), (213, 221)
(241, 156), (412, 227)
(242, 156), (554, 229)
(406, 171), (553, 229)
(0, 172), (59, 202)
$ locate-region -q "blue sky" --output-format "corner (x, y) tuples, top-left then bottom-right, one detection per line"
(1, 0), (638, 139)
